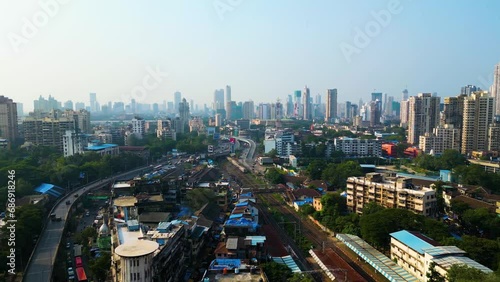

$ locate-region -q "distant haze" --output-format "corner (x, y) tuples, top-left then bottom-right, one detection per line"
(2, 0), (499, 112)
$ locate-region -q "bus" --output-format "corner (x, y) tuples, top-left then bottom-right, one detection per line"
(153, 165), (162, 171)
(75, 256), (83, 268)
(76, 267), (87, 282)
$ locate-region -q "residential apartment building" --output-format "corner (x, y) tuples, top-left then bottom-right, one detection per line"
(400, 100), (410, 128)
(390, 230), (492, 282)
(62, 109), (92, 134)
(461, 91), (494, 154)
(332, 137), (382, 157)
(488, 117), (500, 152)
(23, 116), (75, 152)
(492, 62), (500, 116)
(132, 117), (146, 137)
(407, 93), (440, 145)
(441, 95), (466, 129)
(346, 173), (437, 216)
(418, 124), (461, 155)
(0, 96), (18, 148)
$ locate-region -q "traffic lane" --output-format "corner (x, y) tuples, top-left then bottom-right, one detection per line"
(24, 167), (146, 281)
(25, 225), (61, 282)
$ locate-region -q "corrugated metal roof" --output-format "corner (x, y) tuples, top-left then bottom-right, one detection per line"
(390, 230), (434, 254)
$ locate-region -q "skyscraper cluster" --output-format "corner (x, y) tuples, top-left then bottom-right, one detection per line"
(401, 62), (500, 156)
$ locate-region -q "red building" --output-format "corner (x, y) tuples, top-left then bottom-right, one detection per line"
(382, 143), (396, 157)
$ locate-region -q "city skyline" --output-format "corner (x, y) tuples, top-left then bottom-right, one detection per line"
(2, 1), (500, 112)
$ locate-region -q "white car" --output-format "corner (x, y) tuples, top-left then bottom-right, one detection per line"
(68, 267), (75, 278)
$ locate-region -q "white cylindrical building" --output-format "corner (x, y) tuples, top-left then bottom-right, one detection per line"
(115, 240), (158, 282)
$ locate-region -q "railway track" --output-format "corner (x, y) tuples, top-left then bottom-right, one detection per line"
(223, 161), (325, 281)
(265, 194), (376, 282)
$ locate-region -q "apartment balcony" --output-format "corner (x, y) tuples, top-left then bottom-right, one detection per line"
(356, 186), (365, 192)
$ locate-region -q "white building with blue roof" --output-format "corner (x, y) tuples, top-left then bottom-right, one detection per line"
(390, 230), (492, 281)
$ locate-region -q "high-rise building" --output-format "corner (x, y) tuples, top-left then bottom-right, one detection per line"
(461, 91), (494, 154)
(131, 99), (136, 113)
(371, 92), (383, 102)
(401, 89), (408, 101)
(492, 62), (500, 115)
(213, 89), (224, 110)
(325, 89), (338, 123)
(75, 102), (85, 111)
(174, 91), (182, 112)
(407, 93), (440, 145)
(461, 85), (479, 96)
(112, 102), (124, 113)
(385, 96), (394, 116)
(89, 93), (97, 112)
(399, 100), (410, 125)
(257, 103), (271, 120)
(63, 100), (73, 110)
(243, 101), (254, 120)
(34, 95), (61, 112)
(441, 95), (466, 128)
(215, 113), (222, 127)
(16, 103), (23, 117)
(131, 117), (146, 137)
(178, 98), (190, 134)
(294, 90), (301, 118)
(179, 98), (190, 121)
(302, 86), (311, 120)
(225, 85), (231, 119)
(0, 96), (18, 148)
(315, 93), (321, 105)
(370, 100), (381, 127)
(285, 95), (293, 117)
(419, 124), (461, 155)
(488, 116), (500, 152)
(23, 116), (75, 152)
(152, 103), (159, 113)
(62, 109), (91, 134)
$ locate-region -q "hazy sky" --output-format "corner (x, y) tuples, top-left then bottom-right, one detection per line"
(1, 0), (500, 112)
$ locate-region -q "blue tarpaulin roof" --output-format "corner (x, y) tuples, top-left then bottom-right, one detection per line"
(34, 183), (64, 198)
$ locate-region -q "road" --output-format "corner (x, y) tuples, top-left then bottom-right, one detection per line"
(23, 167), (148, 282)
(234, 136), (257, 170)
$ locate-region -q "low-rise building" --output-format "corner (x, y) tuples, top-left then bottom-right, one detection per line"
(330, 137), (382, 158)
(390, 230), (492, 281)
(346, 173), (437, 216)
(312, 197), (323, 211)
